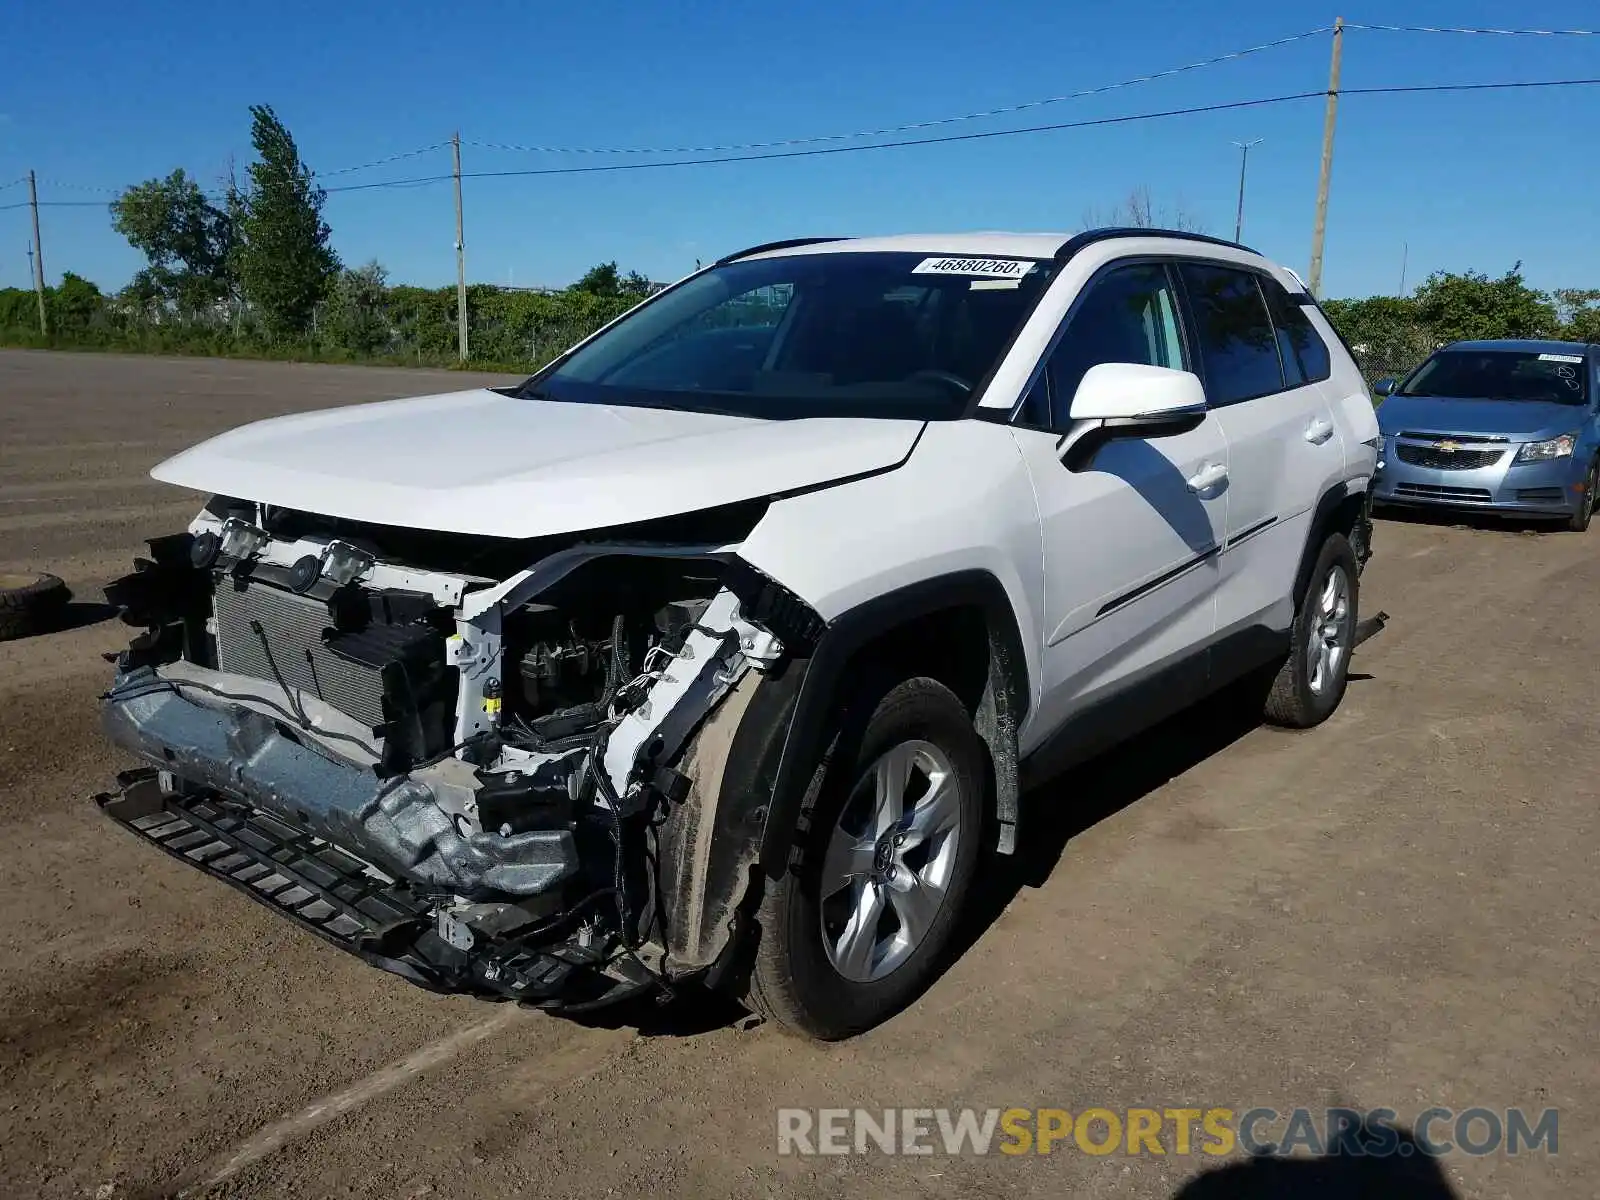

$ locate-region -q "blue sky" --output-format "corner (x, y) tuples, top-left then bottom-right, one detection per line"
(2, 0), (1597, 300)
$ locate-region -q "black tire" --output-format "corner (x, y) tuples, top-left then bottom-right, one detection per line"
(0, 573), (71, 642)
(741, 675), (985, 1040)
(1567, 459), (1598, 532)
(1263, 534), (1359, 729)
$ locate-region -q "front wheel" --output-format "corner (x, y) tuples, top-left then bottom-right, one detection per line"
(1263, 533), (1359, 729)
(741, 676), (985, 1040)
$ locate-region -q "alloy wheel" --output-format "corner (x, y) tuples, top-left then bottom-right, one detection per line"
(818, 739), (963, 984)
(1306, 564), (1352, 696)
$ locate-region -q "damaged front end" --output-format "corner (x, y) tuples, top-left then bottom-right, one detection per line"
(97, 498), (818, 1011)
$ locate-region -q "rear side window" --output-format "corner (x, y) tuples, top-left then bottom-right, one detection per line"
(1262, 279), (1332, 385)
(1178, 264), (1286, 405)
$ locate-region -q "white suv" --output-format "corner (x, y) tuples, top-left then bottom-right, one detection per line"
(98, 229), (1379, 1039)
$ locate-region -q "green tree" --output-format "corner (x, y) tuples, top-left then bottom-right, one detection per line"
(109, 168), (235, 314)
(234, 104), (339, 338)
(49, 273), (105, 332)
(1554, 288), (1600, 344)
(1410, 265), (1557, 344)
(574, 261), (655, 300)
(325, 261), (391, 355)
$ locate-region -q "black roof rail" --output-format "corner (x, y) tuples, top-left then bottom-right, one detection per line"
(715, 236), (851, 266)
(1054, 227), (1259, 262)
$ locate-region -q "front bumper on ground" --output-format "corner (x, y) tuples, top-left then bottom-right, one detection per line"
(1373, 439), (1584, 515)
(97, 770), (651, 1006)
(98, 668), (654, 1007)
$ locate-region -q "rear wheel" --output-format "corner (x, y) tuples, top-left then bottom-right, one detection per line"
(1264, 534), (1359, 729)
(742, 676), (984, 1040)
(1566, 458), (1598, 532)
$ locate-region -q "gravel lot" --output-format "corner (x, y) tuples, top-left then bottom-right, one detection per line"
(0, 349), (1592, 1199)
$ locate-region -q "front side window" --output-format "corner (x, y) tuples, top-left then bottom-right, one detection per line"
(1045, 263), (1186, 417)
(1179, 264), (1286, 405)
(523, 252), (1055, 420)
(1399, 349), (1590, 405)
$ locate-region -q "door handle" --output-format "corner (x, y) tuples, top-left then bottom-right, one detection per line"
(1304, 417), (1335, 445)
(1186, 462), (1228, 493)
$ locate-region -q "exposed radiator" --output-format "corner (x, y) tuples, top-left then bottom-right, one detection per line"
(213, 581), (387, 730)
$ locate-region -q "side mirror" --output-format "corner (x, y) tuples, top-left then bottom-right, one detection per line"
(1061, 363), (1208, 472)
(1069, 362), (1208, 424)
(1372, 377), (1397, 398)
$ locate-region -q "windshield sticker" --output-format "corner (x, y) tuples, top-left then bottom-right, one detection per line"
(913, 257), (1037, 279)
(1538, 353), (1584, 363)
(970, 279), (1022, 291)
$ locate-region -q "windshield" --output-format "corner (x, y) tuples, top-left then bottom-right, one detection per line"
(1399, 349), (1590, 404)
(521, 251), (1056, 419)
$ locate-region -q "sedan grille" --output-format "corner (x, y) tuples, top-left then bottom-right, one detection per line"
(213, 581), (386, 730)
(1398, 431), (1508, 443)
(1395, 443), (1503, 471)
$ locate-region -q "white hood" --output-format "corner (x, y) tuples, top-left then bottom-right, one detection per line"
(152, 388), (924, 539)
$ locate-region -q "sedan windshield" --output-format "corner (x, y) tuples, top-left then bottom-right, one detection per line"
(520, 251), (1056, 419)
(1399, 350), (1590, 404)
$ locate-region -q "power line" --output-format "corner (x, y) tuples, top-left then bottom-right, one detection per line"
(35, 179), (121, 194)
(7, 75), (1600, 210)
(1346, 23), (1600, 36)
(313, 141), (452, 179)
(319, 77), (1600, 191)
(0, 176), (27, 193)
(463, 26), (1333, 157)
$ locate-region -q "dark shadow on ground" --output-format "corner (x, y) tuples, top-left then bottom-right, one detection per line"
(1, 601), (119, 641)
(559, 986), (752, 1038)
(1375, 504), (1566, 535)
(1172, 1124), (1458, 1199)
(948, 671), (1271, 963)
(570, 663), (1356, 1037)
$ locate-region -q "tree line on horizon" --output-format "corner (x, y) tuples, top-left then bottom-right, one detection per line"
(2, 106), (1597, 375)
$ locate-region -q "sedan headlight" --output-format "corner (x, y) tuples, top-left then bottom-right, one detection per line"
(1514, 432), (1578, 464)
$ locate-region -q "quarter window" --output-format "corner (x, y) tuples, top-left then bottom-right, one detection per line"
(1179, 264), (1286, 405)
(1045, 263), (1186, 420)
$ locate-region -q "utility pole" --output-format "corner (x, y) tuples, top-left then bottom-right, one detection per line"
(27, 170), (47, 334)
(1231, 138), (1263, 244)
(1307, 16), (1344, 298)
(452, 132), (468, 361)
(1398, 242), (1409, 297)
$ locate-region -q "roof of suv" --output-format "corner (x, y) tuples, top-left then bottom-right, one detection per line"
(733, 229), (1260, 264)
(1446, 339), (1595, 356)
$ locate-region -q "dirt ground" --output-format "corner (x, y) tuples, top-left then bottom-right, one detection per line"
(0, 348), (1592, 1200)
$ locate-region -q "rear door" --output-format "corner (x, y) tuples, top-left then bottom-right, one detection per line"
(1176, 262), (1345, 654)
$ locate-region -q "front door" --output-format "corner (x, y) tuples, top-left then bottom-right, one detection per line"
(1012, 260), (1229, 757)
